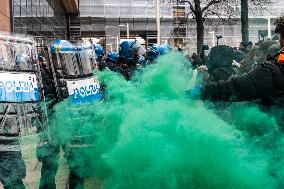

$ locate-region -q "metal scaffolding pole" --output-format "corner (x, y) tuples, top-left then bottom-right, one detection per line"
(268, 16), (271, 39)
(156, 0), (161, 44)
(127, 23), (129, 40)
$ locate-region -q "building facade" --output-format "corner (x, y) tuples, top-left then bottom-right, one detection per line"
(79, 0), (174, 49)
(0, 0), (79, 49)
(1, 0), (284, 54)
(0, 0), (11, 32)
(79, 0), (284, 53)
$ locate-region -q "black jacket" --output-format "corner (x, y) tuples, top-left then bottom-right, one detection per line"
(202, 60), (284, 101)
(207, 67), (239, 83)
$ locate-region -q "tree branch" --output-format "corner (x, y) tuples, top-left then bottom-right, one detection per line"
(202, 0), (222, 13)
(177, 0), (196, 14)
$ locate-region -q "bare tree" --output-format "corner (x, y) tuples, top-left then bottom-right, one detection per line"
(241, 0), (249, 42)
(175, 0), (238, 54)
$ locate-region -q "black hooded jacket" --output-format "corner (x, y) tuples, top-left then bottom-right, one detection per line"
(205, 45), (239, 83)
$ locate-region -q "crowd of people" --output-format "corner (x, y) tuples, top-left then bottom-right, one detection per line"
(186, 16), (284, 130)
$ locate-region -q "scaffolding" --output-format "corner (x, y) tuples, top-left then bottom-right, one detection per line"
(12, 0), (67, 48)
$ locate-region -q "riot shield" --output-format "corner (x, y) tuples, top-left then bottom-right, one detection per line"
(47, 39), (103, 182)
(48, 40), (102, 104)
(0, 32), (49, 152)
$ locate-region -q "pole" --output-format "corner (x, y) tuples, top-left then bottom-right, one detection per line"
(213, 31), (215, 47)
(268, 16), (271, 39)
(118, 26), (121, 47)
(126, 23), (130, 40)
(210, 31), (215, 47)
(116, 36), (119, 52)
(156, 0), (161, 44)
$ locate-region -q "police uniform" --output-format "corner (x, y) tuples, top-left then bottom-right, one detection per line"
(0, 106), (26, 189)
(38, 40), (102, 189)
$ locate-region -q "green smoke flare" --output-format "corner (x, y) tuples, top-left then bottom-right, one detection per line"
(51, 52), (282, 189)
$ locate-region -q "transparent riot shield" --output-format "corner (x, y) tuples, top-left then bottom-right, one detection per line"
(0, 32), (49, 151)
(48, 40), (103, 182)
(48, 39), (102, 104)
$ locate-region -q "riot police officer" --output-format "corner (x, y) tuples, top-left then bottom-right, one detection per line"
(38, 39), (102, 189)
(146, 44), (171, 65)
(98, 51), (118, 71)
(117, 40), (146, 80)
(36, 53), (60, 189)
(93, 43), (104, 63)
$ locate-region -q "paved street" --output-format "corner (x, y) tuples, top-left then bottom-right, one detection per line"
(0, 135), (100, 189)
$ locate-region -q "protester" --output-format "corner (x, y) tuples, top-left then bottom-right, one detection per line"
(204, 45), (239, 83)
(192, 16), (284, 130)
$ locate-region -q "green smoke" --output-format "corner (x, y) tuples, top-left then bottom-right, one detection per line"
(51, 52), (283, 189)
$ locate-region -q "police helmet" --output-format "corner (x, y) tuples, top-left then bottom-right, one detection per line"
(119, 40), (146, 60)
(106, 51), (118, 63)
(94, 44), (104, 58)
